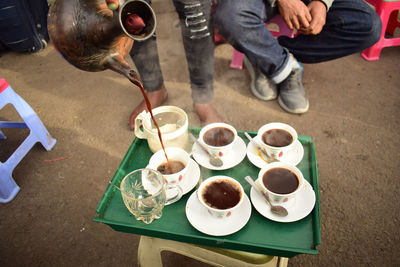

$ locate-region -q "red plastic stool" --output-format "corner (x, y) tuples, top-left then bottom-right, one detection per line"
(230, 15), (297, 69)
(362, 0), (400, 61)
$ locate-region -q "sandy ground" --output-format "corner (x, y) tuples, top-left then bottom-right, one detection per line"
(1, 1), (400, 266)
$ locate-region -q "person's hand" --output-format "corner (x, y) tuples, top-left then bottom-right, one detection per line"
(299, 1), (327, 35)
(106, 0), (119, 10)
(277, 0), (312, 30)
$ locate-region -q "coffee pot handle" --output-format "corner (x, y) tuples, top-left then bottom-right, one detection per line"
(134, 110), (148, 139)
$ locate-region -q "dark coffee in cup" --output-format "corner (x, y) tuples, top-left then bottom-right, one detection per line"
(203, 127), (235, 147)
(262, 167), (299, 194)
(201, 179), (242, 209)
(262, 128), (293, 147)
(157, 160), (185, 175)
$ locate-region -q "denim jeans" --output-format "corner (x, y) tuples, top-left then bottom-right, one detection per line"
(130, 0), (215, 104)
(214, 0), (381, 83)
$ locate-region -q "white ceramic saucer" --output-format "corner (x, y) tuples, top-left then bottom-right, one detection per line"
(181, 159), (201, 195)
(250, 179), (316, 223)
(192, 137), (247, 170)
(185, 191), (252, 236)
(246, 139), (304, 169)
(146, 159), (200, 195)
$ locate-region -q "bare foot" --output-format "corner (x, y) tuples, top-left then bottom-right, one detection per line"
(129, 85), (168, 129)
(193, 102), (223, 126)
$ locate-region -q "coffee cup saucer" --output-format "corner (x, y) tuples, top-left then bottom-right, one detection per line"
(181, 159), (201, 194)
(250, 179), (316, 223)
(185, 191), (252, 236)
(191, 136), (247, 170)
(246, 139), (304, 169)
(146, 159), (200, 195)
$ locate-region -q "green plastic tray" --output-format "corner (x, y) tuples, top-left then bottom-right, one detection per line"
(94, 127), (321, 258)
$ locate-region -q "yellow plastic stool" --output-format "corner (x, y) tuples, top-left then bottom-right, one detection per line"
(138, 236), (288, 267)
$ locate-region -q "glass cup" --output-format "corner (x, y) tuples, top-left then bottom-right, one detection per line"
(120, 168), (173, 224)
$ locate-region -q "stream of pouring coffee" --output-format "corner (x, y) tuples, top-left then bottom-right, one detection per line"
(129, 71), (171, 168)
(124, 14), (171, 169)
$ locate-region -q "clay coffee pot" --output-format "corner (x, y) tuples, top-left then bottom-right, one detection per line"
(47, 0), (156, 86)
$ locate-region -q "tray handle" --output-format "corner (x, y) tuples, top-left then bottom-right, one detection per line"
(95, 137), (140, 215)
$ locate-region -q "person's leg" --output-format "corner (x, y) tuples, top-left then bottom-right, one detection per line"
(276, 0), (381, 113)
(278, 0), (382, 63)
(126, 0), (168, 129)
(214, 0), (278, 102)
(129, 35), (168, 129)
(215, 0), (296, 83)
(173, 0), (221, 125)
(215, 0), (308, 113)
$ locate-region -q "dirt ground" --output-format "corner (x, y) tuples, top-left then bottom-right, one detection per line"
(1, 1), (400, 266)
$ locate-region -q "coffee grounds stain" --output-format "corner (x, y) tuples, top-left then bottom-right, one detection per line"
(323, 129), (338, 139)
(356, 154), (369, 161)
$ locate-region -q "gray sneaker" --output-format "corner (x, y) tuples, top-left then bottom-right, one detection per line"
(243, 56), (277, 101)
(278, 64), (309, 114)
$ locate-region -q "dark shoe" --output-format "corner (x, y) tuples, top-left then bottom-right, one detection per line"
(244, 56), (277, 101)
(278, 62), (309, 114)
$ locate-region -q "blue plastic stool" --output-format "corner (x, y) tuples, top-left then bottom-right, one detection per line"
(0, 78), (56, 203)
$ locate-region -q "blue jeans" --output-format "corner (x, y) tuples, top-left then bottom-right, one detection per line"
(130, 0), (215, 103)
(214, 0), (382, 82)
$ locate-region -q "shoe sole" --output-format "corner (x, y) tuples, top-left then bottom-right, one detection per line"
(278, 96), (309, 114)
(243, 56), (277, 101)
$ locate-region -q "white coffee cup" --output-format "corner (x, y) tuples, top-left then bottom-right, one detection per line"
(148, 147), (190, 185)
(148, 147), (190, 205)
(197, 176), (244, 218)
(198, 122), (237, 158)
(257, 162), (304, 204)
(256, 122), (297, 160)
